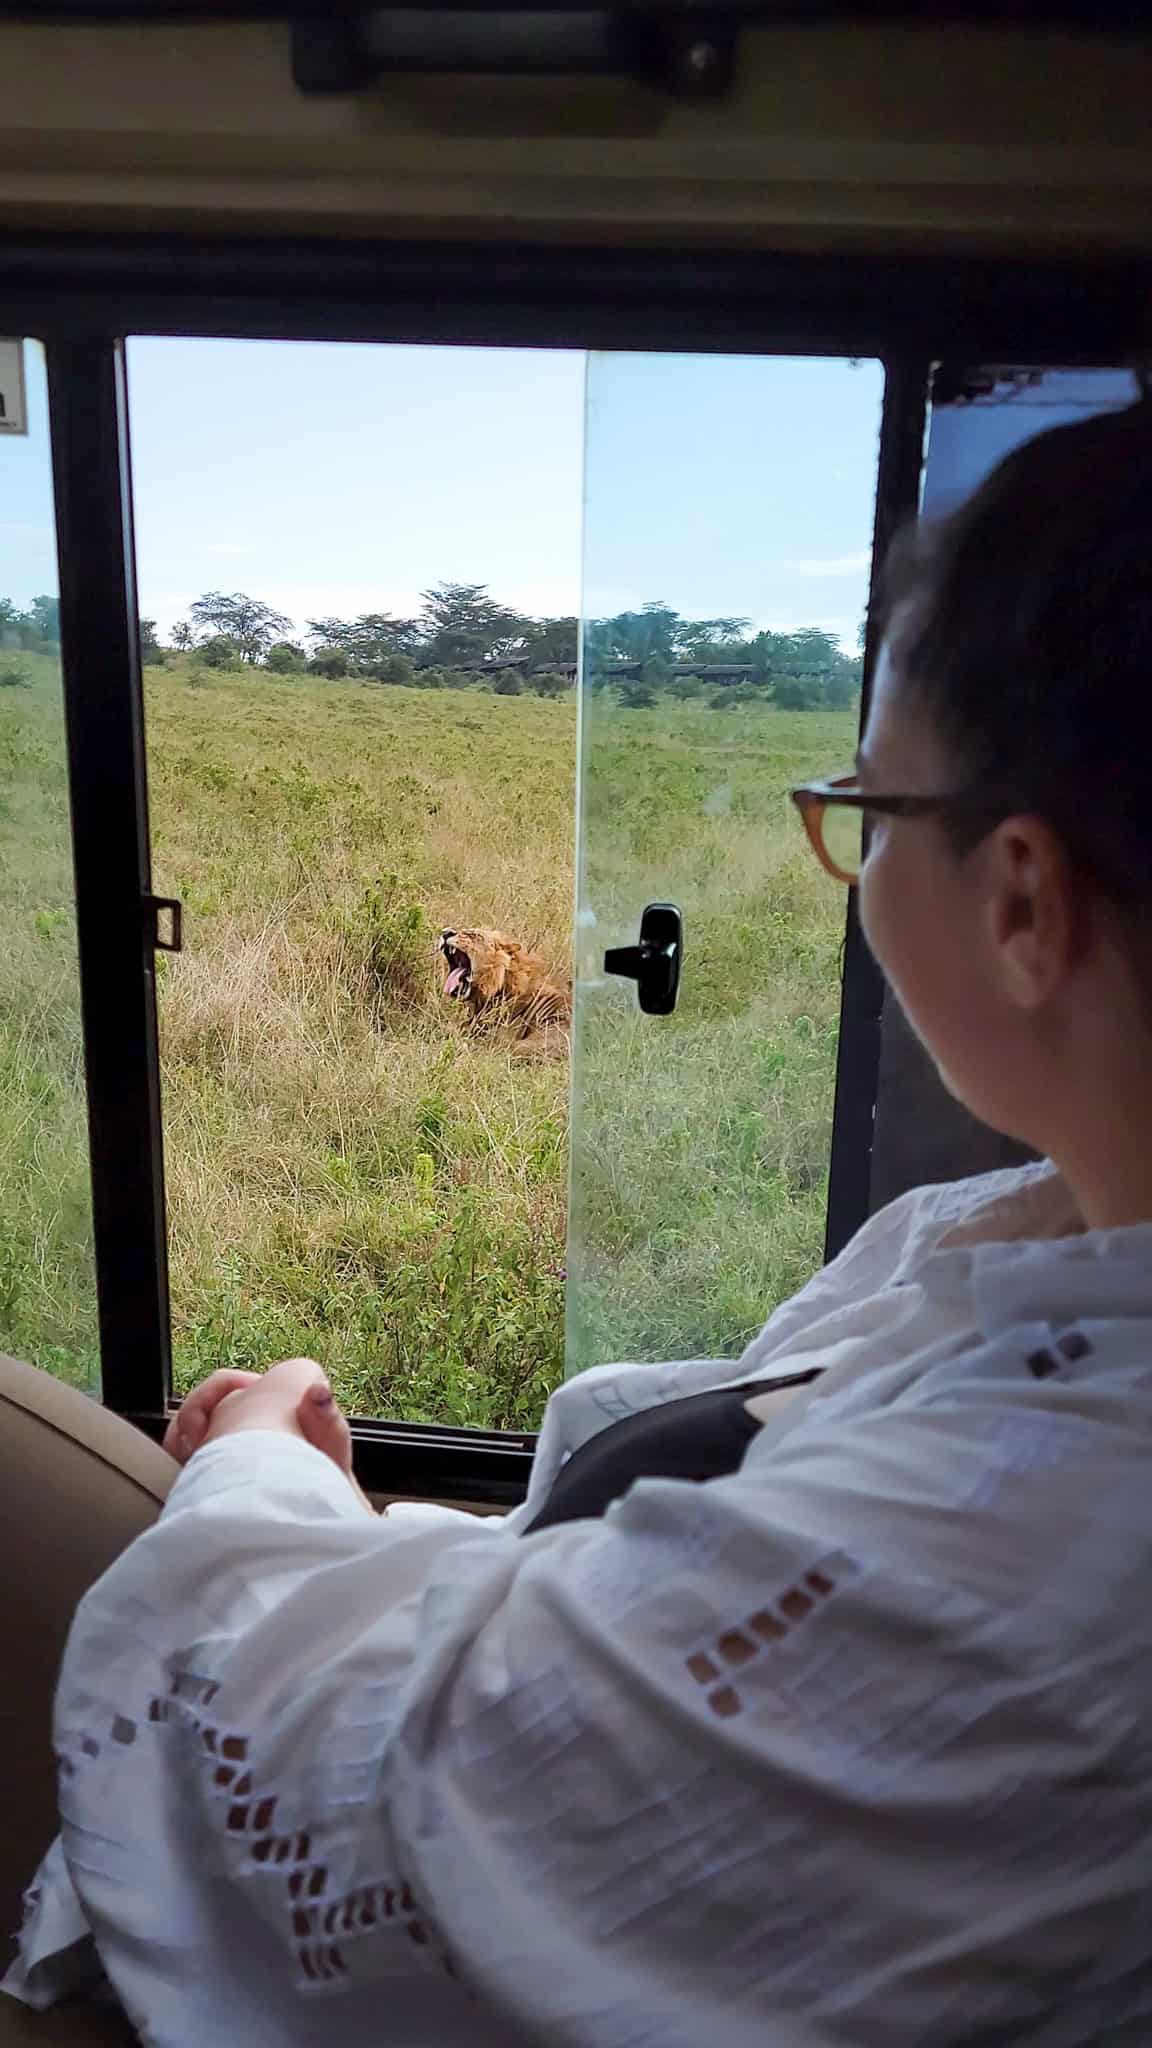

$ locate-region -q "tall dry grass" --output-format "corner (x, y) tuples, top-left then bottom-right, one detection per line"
(0, 654), (99, 1387)
(0, 654), (855, 1424)
(568, 689), (853, 1372)
(146, 665), (575, 1424)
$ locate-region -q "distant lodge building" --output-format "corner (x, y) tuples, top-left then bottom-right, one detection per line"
(591, 661), (758, 685)
(456, 657), (759, 686)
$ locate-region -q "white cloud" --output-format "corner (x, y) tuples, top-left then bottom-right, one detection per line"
(791, 552), (871, 577)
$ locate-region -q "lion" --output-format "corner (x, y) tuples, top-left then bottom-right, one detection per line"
(438, 927), (571, 1048)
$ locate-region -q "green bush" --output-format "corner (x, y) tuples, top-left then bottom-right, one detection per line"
(771, 675), (820, 710)
(532, 670), (572, 698)
(200, 636), (243, 671)
(266, 641), (307, 674)
(492, 669), (524, 696)
(338, 874), (429, 1013)
(139, 618), (167, 666)
(309, 649), (350, 679)
(367, 652), (415, 685)
(0, 664), (30, 689)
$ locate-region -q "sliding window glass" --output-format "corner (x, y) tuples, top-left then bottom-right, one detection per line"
(569, 352), (884, 1372)
(0, 341), (98, 1389)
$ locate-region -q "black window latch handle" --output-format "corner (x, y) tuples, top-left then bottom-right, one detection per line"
(604, 901), (682, 1015)
(144, 895), (183, 954)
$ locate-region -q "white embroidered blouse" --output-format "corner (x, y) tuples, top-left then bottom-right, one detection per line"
(8, 1161), (1152, 2046)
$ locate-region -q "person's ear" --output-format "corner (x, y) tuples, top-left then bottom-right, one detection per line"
(983, 816), (1081, 1007)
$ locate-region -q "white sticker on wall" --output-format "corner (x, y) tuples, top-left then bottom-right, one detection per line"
(0, 340), (28, 436)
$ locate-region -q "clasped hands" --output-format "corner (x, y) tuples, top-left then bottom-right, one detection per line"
(163, 1359), (376, 1515)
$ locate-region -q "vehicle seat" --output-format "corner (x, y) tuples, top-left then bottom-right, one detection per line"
(0, 1355), (176, 2045)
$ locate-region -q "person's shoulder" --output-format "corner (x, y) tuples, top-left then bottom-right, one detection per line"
(843, 1159), (1058, 1274)
(737, 1165), (1049, 1381)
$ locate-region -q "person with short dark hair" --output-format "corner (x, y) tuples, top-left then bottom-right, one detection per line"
(10, 404), (1152, 2045)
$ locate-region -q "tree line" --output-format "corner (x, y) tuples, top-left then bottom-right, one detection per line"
(586, 603), (861, 712)
(2, 584), (863, 711)
(150, 586), (578, 694)
(0, 595), (59, 652)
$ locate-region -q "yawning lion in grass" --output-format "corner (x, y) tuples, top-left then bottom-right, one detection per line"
(438, 927), (571, 1050)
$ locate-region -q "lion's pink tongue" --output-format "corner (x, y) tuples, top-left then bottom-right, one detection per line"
(444, 967), (466, 997)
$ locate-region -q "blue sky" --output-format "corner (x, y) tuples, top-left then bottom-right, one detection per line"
(0, 345), (56, 609)
(921, 368), (1142, 512)
(3, 342), (885, 648)
(5, 350), (1139, 656)
(583, 351), (881, 648)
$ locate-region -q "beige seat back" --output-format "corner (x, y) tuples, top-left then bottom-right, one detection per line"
(0, 1358), (174, 1965)
(0, 2000), (140, 2046)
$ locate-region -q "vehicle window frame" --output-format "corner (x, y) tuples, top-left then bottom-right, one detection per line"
(2, 232), (1145, 1503)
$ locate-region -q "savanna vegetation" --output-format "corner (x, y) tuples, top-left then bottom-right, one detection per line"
(0, 596), (856, 1426)
(147, 582), (862, 715)
(148, 663), (574, 1427)
(569, 689), (854, 1378)
(0, 643), (99, 1389)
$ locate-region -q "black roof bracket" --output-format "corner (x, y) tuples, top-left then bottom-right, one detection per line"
(0, 1), (1149, 102)
(291, 5), (741, 100)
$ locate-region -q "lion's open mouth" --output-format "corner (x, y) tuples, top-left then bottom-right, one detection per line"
(440, 935), (472, 1000)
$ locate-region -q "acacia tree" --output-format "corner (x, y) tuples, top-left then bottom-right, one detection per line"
(521, 615), (578, 667)
(0, 594), (61, 651)
(189, 591), (292, 664)
(769, 628), (861, 709)
(675, 616), (752, 661)
(417, 582), (529, 668)
(26, 595), (58, 643)
(593, 601), (681, 665)
(306, 613), (418, 673)
(138, 618), (165, 665)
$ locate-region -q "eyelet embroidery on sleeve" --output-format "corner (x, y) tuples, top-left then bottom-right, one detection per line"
(1026, 1326), (1095, 1378)
(59, 1660), (464, 1997)
(1026, 1348), (1060, 1379)
(292, 1876), (457, 1989)
(683, 1563), (844, 1719)
(192, 1702), (455, 1990)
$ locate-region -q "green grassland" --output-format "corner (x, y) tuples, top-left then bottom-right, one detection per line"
(569, 689), (854, 1375)
(0, 653), (99, 1388)
(0, 653), (855, 1425)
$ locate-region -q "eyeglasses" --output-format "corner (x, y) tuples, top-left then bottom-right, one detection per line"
(790, 773), (970, 885)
